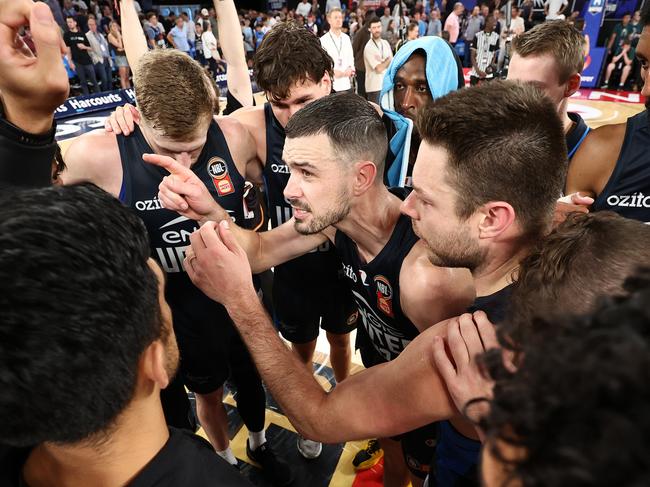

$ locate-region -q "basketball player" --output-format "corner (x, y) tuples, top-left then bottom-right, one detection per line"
(153, 93), (475, 487)
(507, 21), (590, 160)
(0, 184), (253, 487)
(566, 6), (650, 222)
(60, 49), (293, 485)
(161, 82), (566, 485)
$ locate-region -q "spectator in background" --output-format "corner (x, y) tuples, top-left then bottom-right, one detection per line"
(444, 2), (464, 45)
(427, 9), (442, 36)
(62, 0), (76, 19)
(544, 0), (568, 20)
(242, 18), (255, 61)
(306, 13), (318, 35)
(364, 17), (392, 103)
(601, 38), (635, 89)
(100, 4), (113, 34)
(144, 12), (167, 49)
(509, 6), (526, 35)
(520, 0), (534, 30)
(320, 8), (355, 93)
(385, 19), (398, 50)
(296, 0), (313, 18)
(201, 20), (221, 77)
(108, 21), (131, 89)
(380, 6), (392, 35)
(353, 15), (371, 97)
(254, 22), (265, 49)
(64, 16), (100, 95)
(194, 21), (206, 66)
(396, 22), (420, 51)
(607, 12), (633, 55)
(415, 12), (428, 36)
(86, 15), (112, 92)
(167, 17), (191, 55)
(469, 15), (499, 85)
(181, 12), (196, 52)
(463, 6), (483, 66)
(208, 8), (219, 39)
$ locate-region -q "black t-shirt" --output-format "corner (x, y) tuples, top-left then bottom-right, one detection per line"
(64, 30), (93, 65)
(0, 428), (253, 487)
(467, 284), (513, 324)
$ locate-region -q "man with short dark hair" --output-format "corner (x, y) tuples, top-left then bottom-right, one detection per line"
(469, 16), (499, 85)
(63, 15), (100, 95)
(0, 184), (252, 487)
(163, 81), (567, 486)
(167, 16), (190, 54)
(364, 17), (393, 103)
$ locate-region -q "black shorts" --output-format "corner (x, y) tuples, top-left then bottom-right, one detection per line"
(273, 249), (358, 344)
(167, 282), (261, 395)
(400, 423), (438, 479)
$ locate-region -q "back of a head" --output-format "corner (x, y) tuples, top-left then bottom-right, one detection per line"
(0, 184), (162, 447)
(504, 211), (650, 346)
(416, 80), (567, 242)
(253, 21), (333, 102)
(134, 49), (218, 141)
(285, 93), (387, 173)
(482, 272), (650, 486)
(512, 21), (586, 82)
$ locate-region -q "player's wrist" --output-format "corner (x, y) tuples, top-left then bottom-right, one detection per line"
(1, 96), (56, 135)
(224, 284), (262, 318)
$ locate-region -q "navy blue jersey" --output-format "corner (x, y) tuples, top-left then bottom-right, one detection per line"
(592, 110), (650, 223)
(117, 121), (245, 300)
(335, 211), (420, 362)
(566, 112), (590, 160)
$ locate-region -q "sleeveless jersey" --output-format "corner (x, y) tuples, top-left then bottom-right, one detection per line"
(334, 211), (420, 362)
(592, 110), (650, 222)
(261, 102), (340, 280)
(117, 121), (246, 299)
(566, 112), (590, 160)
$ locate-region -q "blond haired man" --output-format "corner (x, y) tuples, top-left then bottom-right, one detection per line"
(320, 8), (355, 93)
(507, 21), (589, 160)
(62, 48), (294, 486)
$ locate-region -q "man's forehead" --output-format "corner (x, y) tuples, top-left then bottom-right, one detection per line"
(397, 53), (428, 79)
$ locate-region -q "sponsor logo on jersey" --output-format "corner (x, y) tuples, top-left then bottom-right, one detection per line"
(342, 263), (358, 282)
(606, 192), (650, 209)
(207, 157), (235, 197)
(353, 290), (411, 361)
(134, 196), (164, 211)
(270, 163), (291, 174)
(359, 270), (369, 286)
(347, 310), (359, 326)
(374, 275), (394, 318)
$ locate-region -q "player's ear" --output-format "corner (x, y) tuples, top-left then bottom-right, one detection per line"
(352, 160), (378, 195)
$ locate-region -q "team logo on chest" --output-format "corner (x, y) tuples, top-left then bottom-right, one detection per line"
(374, 275), (394, 318)
(207, 157), (235, 197)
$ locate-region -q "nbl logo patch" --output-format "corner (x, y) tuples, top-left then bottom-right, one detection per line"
(374, 275), (394, 318)
(207, 157), (235, 197)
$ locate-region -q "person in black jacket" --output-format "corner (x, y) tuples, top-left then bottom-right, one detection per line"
(0, 0), (68, 188)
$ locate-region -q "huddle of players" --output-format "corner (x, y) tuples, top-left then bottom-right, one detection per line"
(1, 0), (650, 485)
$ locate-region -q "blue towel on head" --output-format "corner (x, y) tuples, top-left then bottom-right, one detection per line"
(379, 37), (461, 187)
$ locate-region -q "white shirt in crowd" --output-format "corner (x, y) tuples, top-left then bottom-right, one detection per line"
(185, 19), (196, 43)
(202, 31), (218, 59)
(296, 1), (313, 18)
(509, 16), (526, 35)
(364, 37), (392, 92)
(320, 30), (355, 91)
(545, 0), (567, 20)
(469, 30), (499, 78)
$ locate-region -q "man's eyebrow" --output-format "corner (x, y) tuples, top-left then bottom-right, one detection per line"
(289, 160), (319, 171)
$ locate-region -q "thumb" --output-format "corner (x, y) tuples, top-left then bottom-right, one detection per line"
(30, 3), (65, 64)
(217, 219), (241, 254)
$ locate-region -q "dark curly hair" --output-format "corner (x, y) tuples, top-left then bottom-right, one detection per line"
(253, 21), (333, 102)
(480, 270), (650, 486)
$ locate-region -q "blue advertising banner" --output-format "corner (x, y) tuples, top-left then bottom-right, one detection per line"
(580, 0), (608, 88)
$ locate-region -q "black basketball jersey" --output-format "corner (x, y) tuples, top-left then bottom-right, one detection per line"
(566, 112), (590, 160)
(117, 121), (246, 297)
(334, 212), (420, 362)
(592, 110), (650, 223)
(260, 102), (340, 280)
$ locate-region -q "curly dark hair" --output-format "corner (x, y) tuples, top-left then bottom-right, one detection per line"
(480, 270), (650, 487)
(502, 211), (650, 349)
(253, 21), (333, 102)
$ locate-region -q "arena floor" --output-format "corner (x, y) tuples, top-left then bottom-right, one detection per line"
(55, 89), (645, 487)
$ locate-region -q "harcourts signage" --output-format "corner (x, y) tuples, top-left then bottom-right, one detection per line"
(55, 89), (136, 120)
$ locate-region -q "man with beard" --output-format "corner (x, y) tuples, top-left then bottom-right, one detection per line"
(153, 93), (475, 487)
(567, 5), (650, 222)
(0, 184), (251, 487)
(157, 81), (565, 485)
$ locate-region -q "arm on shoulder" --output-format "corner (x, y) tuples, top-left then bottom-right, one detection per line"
(565, 121), (626, 198)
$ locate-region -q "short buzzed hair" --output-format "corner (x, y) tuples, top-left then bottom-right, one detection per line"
(285, 93), (388, 175)
(416, 81), (566, 242)
(512, 21), (586, 83)
(134, 49), (218, 141)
